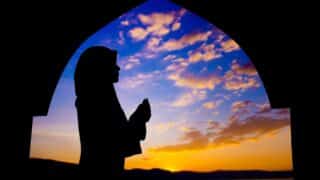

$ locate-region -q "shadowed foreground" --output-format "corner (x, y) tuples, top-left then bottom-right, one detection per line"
(28, 158), (293, 179)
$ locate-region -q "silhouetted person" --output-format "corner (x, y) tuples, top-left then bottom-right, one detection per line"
(74, 46), (151, 178)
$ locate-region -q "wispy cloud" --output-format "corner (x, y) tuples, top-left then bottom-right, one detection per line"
(207, 120), (222, 131)
(168, 71), (222, 90)
(224, 78), (260, 91)
(151, 101), (290, 152)
(120, 50), (158, 70)
(202, 100), (223, 110)
(231, 100), (254, 113)
(165, 53), (223, 91)
(220, 39), (240, 52)
(146, 37), (162, 50)
(152, 121), (178, 134)
(128, 9), (186, 41)
(166, 63), (183, 72)
(163, 54), (177, 61)
(230, 60), (257, 76)
(129, 27), (149, 41)
(153, 31), (212, 52)
(122, 56), (141, 70)
(165, 58), (260, 93)
(187, 43), (222, 63)
(151, 128), (209, 151)
(231, 101), (274, 117)
(119, 70), (161, 88)
(211, 109), (290, 146)
(121, 20), (130, 26)
(223, 60), (260, 91)
(171, 22), (181, 31)
(171, 90), (207, 107)
(165, 58), (188, 72)
(117, 31), (125, 45)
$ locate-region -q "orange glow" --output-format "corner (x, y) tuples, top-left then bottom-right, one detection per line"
(125, 127), (292, 172)
(31, 127), (292, 172)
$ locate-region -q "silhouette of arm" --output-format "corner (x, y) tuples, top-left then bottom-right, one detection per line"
(120, 99), (151, 157)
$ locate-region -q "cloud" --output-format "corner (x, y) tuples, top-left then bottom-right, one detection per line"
(154, 31), (212, 52)
(200, 67), (208, 73)
(121, 20), (130, 26)
(124, 64), (135, 70)
(231, 60), (257, 76)
(129, 27), (149, 41)
(168, 71), (222, 90)
(166, 63), (184, 72)
(171, 90), (207, 107)
(122, 56), (141, 70)
(135, 51), (158, 59)
(220, 39), (240, 52)
(165, 57), (189, 72)
(163, 54), (177, 61)
(117, 31), (125, 45)
(128, 9), (186, 41)
(212, 111), (220, 115)
(223, 60), (260, 91)
(172, 22), (181, 31)
(165, 59), (259, 92)
(231, 100), (254, 112)
(120, 49), (159, 70)
(215, 34), (225, 43)
(138, 12), (174, 26)
(119, 70), (161, 88)
(212, 110), (290, 146)
(151, 101), (290, 152)
(153, 121), (178, 134)
(138, 9), (186, 36)
(214, 93), (231, 101)
(151, 129), (209, 152)
(146, 37), (161, 50)
(224, 77), (260, 91)
(166, 58), (260, 91)
(257, 102), (271, 113)
(187, 43), (222, 63)
(207, 120), (222, 130)
(202, 100), (223, 110)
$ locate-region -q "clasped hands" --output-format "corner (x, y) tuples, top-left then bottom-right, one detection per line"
(129, 98), (151, 140)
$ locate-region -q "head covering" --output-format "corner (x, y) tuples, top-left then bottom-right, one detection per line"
(74, 46), (118, 96)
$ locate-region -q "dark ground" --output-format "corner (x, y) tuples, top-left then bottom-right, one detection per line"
(27, 158), (293, 179)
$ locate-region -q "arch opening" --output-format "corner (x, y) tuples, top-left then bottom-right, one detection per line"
(31, 0), (292, 172)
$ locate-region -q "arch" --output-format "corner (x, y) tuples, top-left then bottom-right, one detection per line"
(7, 0), (305, 178)
(30, 0), (292, 172)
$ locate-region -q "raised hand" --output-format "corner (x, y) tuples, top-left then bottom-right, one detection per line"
(141, 98), (151, 122)
(130, 98), (151, 123)
(129, 98), (151, 141)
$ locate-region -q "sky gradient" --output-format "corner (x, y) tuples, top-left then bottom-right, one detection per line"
(31, 0), (292, 172)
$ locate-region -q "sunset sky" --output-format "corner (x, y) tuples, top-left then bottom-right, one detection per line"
(31, 0), (292, 172)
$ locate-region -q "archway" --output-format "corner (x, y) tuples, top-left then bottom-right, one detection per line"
(31, 0), (292, 173)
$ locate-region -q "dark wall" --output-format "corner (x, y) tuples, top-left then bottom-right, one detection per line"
(4, 0), (311, 179)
